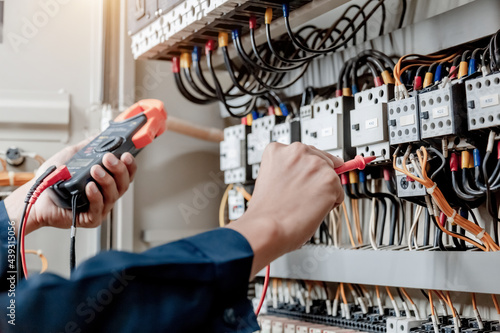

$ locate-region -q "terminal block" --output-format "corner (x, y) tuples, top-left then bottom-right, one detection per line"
(394, 154), (427, 198)
(247, 115), (284, 179)
(271, 119), (301, 145)
(220, 124), (251, 184)
(300, 96), (355, 159)
(465, 72), (500, 130)
(387, 94), (421, 145)
(350, 85), (394, 162)
(227, 188), (245, 220)
(419, 82), (466, 139)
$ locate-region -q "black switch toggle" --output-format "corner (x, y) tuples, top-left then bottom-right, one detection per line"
(352, 124), (360, 131)
(420, 111), (429, 120)
(389, 119), (396, 127)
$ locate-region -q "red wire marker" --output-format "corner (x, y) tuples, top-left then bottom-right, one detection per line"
(334, 155), (376, 175)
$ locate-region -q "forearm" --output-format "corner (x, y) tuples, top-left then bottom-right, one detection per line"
(3, 179), (35, 235)
(226, 212), (292, 278)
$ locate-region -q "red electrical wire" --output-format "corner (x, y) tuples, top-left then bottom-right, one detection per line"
(255, 265), (270, 315)
(20, 202), (34, 278)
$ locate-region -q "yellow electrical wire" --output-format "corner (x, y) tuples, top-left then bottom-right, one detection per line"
(342, 201), (356, 247)
(219, 184), (233, 227)
(25, 249), (48, 273)
(400, 287), (415, 305)
(340, 283), (348, 305)
(429, 290), (436, 316)
(492, 294), (500, 314)
(352, 199), (363, 244)
(385, 286), (395, 301)
(235, 186), (252, 201)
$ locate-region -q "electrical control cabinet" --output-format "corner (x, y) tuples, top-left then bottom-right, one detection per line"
(350, 85), (394, 162)
(387, 95), (421, 145)
(419, 83), (466, 139)
(300, 96), (354, 159)
(227, 188), (245, 220)
(220, 124), (251, 184)
(465, 72), (500, 130)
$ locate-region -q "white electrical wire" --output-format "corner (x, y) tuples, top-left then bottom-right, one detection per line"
(369, 197), (378, 250)
(408, 205), (424, 251)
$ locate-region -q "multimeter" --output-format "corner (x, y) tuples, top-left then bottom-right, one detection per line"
(49, 99), (167, 210)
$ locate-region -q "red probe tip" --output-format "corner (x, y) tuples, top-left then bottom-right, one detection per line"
(334, 155), (376, 175)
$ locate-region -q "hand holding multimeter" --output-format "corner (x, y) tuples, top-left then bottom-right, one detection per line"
(49, 99), (167, 210)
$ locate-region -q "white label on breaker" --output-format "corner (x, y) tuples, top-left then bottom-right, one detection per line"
(432, 106), (449, 118)
(321, 127), (333, 137)
(479, 94), (499, 108)
(400, 114), (415, 126)
(365, 118), (378, 129)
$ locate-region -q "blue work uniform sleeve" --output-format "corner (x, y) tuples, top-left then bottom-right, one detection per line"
(0, 228), (260, 333)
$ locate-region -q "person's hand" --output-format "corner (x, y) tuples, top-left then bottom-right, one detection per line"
(5, 139), (137, 235)
(226, 142), (344, 276)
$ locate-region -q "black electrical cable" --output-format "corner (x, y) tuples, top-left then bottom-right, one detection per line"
(70, 194), (79, 272)
(451, 224), (464, 250)
(16, 165), (57, 283)
(183, 67), (217, 100)
(174, 71), (216, 105)
(431, 215), (447, 251)
(398, 199), (406, 245)
(222, 45), (308, 92)
(378, 0), (386, 36)
(282, 0), (385, 55)
(221, 46), (272, 96)
(207, 49), (257, 117)
(451, 170), (478, 202)
(300, 86), (315, 106)
(233, 29), (306, 73)
(423, 209), (431, 246)
(483, 150), (499, 245)
(461, 168), (484, 197)
(398, 0), (407, 29)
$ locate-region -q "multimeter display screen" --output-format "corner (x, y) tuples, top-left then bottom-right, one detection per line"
(68, 158), (93, 168)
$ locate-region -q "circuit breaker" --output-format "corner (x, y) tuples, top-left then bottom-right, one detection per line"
(271, 120), (301, 145)
(300, 96), (355, 159)
(394, 155), (427, 198)
(465, 72), (500, 130)
(350, 85), (394, 162)
(220, 124), (251, 184)
(248, 115), (283, 180)
(419, 83), (466, 139)
(227, 188), (245, 220)
(387, 94), (421, 145)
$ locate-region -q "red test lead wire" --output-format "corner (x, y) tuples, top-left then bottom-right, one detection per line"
(21, 165), (71, 278)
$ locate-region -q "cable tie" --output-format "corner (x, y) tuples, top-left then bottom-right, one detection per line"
(447, 210), (457, 225)
(476, 229), (486, 240)
(426, 182), (437, 195)
(8, 171), (14, 186)
(71, 225), (77, 238)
